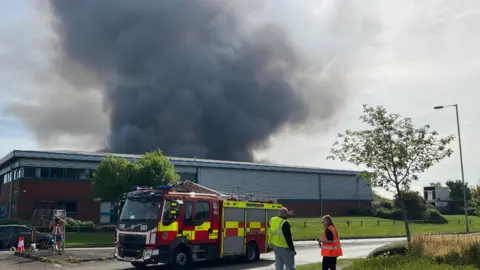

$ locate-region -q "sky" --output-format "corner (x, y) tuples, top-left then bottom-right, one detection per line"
(1, 1), (480, 199)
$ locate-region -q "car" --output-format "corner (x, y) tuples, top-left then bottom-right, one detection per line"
(0, 224), (52, 250)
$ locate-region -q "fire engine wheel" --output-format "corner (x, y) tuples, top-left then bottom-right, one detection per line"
(245, 242), (260, 263)
(171, 247), (192, 269)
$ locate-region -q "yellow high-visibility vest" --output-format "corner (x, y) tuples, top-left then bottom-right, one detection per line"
(269, 216), (289, 248)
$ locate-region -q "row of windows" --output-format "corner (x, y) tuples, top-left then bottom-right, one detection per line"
(1, 167), (95, 184)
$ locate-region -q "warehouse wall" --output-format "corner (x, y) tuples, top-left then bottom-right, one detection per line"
(198, 168), (320, 200)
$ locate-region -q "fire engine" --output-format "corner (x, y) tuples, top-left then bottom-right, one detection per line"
(114, 181), (282, 269)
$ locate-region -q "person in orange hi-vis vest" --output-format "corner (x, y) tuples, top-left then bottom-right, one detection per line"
(318, 215), (342, 270)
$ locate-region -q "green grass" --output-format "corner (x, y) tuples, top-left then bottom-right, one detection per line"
(65, 232), (113, 247)
(296, 260), (349, 270)
(341, 256), (476, 270)
(46, 215), (480, 246)
(289, 215), (480, 240)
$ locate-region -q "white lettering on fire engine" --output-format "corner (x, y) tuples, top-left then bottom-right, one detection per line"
(140, 225), (148, 231)
(119, 224), (126, 230)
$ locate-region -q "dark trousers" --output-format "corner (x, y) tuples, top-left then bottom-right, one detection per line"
(322, 256), (337, 270)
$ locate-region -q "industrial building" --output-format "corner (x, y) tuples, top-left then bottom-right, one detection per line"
(0, 150), (372, 223)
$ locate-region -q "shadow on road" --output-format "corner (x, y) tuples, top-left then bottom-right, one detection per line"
(121, 259), (275, 270)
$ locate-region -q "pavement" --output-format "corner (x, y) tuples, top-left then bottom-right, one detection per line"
(0, 238), (404, 269)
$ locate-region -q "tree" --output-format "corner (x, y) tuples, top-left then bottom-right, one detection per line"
(328, 105), (454, 243)
(429, 182), (443, 187)
(445, 180), (471, 214)
(470, 185), (480, 215)
(92, 150), (180, 203)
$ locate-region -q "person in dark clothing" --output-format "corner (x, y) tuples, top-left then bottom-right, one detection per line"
(281, 212), (296, 254)
(318, 215), (343, 270)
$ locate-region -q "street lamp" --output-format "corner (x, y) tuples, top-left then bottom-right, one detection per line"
(434, 104), (469, 233)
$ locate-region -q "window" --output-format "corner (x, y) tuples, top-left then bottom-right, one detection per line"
(183, 201), (194, 223)
(50, 168), (63, 178)
(40, 168), (49, 178)
(195, 201), (210, 222)
(178, 173), (197, 182)
(56, 201), (77, 215)
(89, 169), (96, 179)
(24, 167), (35, 178)
(78, 169), (88, 179)
(15, 227), (31, 234)
(3, 227), (14, 234)
(65, 168), (78, 179)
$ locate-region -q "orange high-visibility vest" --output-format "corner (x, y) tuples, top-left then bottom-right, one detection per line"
(321, 225), (343, 257)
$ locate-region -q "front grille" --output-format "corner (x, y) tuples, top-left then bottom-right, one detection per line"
(119, 234), (146, 248)
(118, 234), (146, 259)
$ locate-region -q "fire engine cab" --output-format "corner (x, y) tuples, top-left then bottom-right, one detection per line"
(114, 181), (282, 269)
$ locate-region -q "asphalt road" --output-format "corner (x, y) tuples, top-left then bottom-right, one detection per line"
(0, 237), (405, 270)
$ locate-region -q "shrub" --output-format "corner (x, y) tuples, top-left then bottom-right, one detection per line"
(423, 208), (448, 224)
(367, 241), (407, 258)
(379, 199), (394, 209)
(0, 219), (29, 225)
(373, 207), (403, 220)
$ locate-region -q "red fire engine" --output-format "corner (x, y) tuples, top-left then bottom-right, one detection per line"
(114, 181), (282, 269)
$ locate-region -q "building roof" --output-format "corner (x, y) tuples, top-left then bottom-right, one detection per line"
(0, 150), (359, 176)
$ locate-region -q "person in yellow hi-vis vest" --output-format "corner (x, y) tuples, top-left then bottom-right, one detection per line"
(269, 207), (296, 270)
(318, 215), (343, 270)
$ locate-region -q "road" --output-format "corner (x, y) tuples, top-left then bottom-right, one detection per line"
(0, 237), (405, 270)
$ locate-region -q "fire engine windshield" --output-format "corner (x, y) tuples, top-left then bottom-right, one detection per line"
(119, 197), (162, 221)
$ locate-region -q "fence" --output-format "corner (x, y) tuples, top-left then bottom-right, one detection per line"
(293, 219), (475, 228)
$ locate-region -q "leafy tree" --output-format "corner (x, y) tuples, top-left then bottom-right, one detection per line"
(92, 156), (136, 202)
(445, 180), (471, 214)
(93, 150), (180, 203)
(470, 185), (480, 216)
(429, 182), (443, 187)
(328, 105), (454, 243)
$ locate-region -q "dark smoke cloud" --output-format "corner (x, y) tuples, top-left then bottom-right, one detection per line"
(2, 1), (380, 161)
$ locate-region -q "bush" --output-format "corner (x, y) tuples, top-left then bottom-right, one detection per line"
(0, 219), (29, 225)
(379, 199), (395, 209)
(424, 208), (448, 224)
(348, 207), (373, 216)
(373, 207), (403, 220)
(367, 241), (407, 258)
(343, 256), (476, 270)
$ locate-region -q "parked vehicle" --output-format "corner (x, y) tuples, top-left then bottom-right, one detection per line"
(0, 224), (52, 250)
(114, 182), (281, 269)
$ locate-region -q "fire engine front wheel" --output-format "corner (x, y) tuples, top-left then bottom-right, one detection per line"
(244, 242), (260, 263)
(170, 247), (192, 269)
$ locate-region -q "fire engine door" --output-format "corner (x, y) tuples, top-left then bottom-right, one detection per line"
(180, 200), (215, 243)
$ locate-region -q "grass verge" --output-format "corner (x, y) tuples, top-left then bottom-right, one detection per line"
(289, 215), (480, 240)
(342, 256), (476, 270)
(296, 260), (349, 270)
(65, 232), (113, 247)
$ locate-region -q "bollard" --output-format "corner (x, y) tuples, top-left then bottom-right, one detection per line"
(361, 221), (363, 226)
(393, 220), (395, 225)
(304, 221), (307, 228)
(377, 221), (380, 226)
(458, 220), (461, 224)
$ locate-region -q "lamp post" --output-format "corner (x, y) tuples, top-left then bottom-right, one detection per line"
(434, 104), (469, 233)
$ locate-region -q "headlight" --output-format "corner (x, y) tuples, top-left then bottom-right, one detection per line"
(144, 249), (153, 259)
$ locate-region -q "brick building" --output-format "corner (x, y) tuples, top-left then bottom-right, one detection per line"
(0, 150), (372, 223)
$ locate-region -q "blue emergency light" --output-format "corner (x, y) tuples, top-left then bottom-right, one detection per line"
(155, 185), (174, 190)
(131, 186), (153, 191)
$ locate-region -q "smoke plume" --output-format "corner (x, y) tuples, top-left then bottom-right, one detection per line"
(2, 0), (380, 161)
